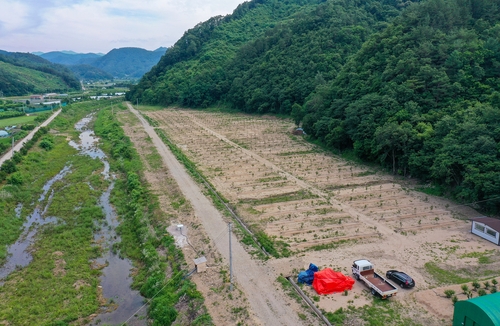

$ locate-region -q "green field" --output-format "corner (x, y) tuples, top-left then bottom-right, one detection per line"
(0, 115), (37, 128)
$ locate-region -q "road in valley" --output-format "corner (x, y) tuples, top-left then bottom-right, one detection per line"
(127, 103), (304, 326)
(0, 109), (62, 167)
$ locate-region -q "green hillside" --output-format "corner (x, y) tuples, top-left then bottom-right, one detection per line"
(128, 0), (500, 212)
(127, 0), (328, 106)
(0, 61), (73, 95)
(0, 51), (81, 96)
(68, 64), (113, 81)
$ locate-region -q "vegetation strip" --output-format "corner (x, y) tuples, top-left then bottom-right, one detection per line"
(95, 104), (211, 325)
(286, 276), (332, 326)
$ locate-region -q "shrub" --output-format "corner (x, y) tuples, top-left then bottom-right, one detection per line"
(39, 136), (54, 151)
(7, 172), (23, 185)
(478, 289), (487, 296)
(472, 281), (480, 291)
(444, 289), (455, 298)
(452, 296), (458, 305)
(0, 159), (16, 174)
(21, 124), (35, 131)
(461, 284), (469, 294)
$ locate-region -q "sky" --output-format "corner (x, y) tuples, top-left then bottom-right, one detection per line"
(0, 0), (245, 54)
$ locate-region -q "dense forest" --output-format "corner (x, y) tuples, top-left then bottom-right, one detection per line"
(0, 51), (81, 96)
(68, 64), (114, 81)
(128, 0), (500, 213)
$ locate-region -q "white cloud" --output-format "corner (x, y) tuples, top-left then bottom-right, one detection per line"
(0, 0), (245, 53)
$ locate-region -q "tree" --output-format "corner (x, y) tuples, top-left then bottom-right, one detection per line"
(291, 103), (305, 126)
(374, 121), (414, 175)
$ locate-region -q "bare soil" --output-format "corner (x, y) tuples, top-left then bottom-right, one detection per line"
(119, 107), (306, 326)
(126, 106), (499, 325)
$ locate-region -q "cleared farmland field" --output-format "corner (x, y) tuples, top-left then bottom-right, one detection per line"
(144, 108), (463, 253)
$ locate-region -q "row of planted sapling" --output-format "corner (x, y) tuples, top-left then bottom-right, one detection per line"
(143, 109), (382, 253)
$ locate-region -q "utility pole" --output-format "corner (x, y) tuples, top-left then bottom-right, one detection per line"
(229, 222), (233, 291)
(11, 136), (14, 156)
(136, 98), (139, 108)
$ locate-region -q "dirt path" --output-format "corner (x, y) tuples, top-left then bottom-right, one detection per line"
(0, 109), (62, 166)
(126, 103), (304, 326)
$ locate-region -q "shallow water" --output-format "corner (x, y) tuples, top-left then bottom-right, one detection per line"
(1, 113), (146, 324)
(70, 114), (146, 325)
(0, 166), (70, 281)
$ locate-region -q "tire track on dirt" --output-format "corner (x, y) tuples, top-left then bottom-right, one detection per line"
(127, 103), (304, 326)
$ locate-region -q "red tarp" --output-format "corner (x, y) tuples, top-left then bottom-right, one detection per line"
(312, 268), (355, 295)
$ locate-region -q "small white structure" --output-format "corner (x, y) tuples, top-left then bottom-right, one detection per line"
(193, 256), (207, 273)
(0, 130), (9, 137)
(471, 217), (500, 246)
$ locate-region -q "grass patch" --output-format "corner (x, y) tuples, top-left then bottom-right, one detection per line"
(240, 190), (317, 206)
(355, 170), (376, 177)
(424, 262), (472, 285)
(277, 150), (317, 156)
(355, 298), (422, 326)
(257, 176), (286, 183)
(415, 184), (446, 197)
(0, 114), (37, 128)
(460, 250), (496, 264)
(0, 101), (109, 325)
(307, 239), (352, 252)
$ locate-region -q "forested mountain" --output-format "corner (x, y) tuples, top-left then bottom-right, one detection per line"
(38, 48), (166, 80)
(68, 64), (114, 81)
(91, 47), (167, 78)
(301, 0), (500, 211)
(127, 0), (331, 106)
(39, 51), (103, 65)
(0, 51), (81, 96)
(128, 0), (500, 212)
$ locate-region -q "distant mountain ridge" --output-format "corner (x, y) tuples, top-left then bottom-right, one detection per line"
(40, 52), (103, 65)
(37, 47), (167, 80)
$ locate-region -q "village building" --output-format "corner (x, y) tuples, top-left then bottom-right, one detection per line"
(470, 217), (500, 245)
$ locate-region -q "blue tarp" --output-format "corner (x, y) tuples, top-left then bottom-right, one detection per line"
(297, 263), (318, 285)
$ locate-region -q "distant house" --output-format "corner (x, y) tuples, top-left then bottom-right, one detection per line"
(470, 217), (500, 245)
(30, 95), (43, 101)
(292, 128), (306, 136)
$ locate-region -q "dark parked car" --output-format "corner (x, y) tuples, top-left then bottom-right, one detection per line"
(386, 270), (415, 288)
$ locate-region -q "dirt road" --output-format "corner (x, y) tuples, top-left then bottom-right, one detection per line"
(0, 109), (62, 166)
(126, 103), (304, 326)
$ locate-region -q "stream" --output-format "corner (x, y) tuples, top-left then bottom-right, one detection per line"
(0, 114), (146, 325)
(70, 114), (146, 325)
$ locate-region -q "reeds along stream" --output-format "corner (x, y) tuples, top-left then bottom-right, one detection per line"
(69, 114), (146, 325)
(0, 114), (146, 324)
(0, 165), (70, 281)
